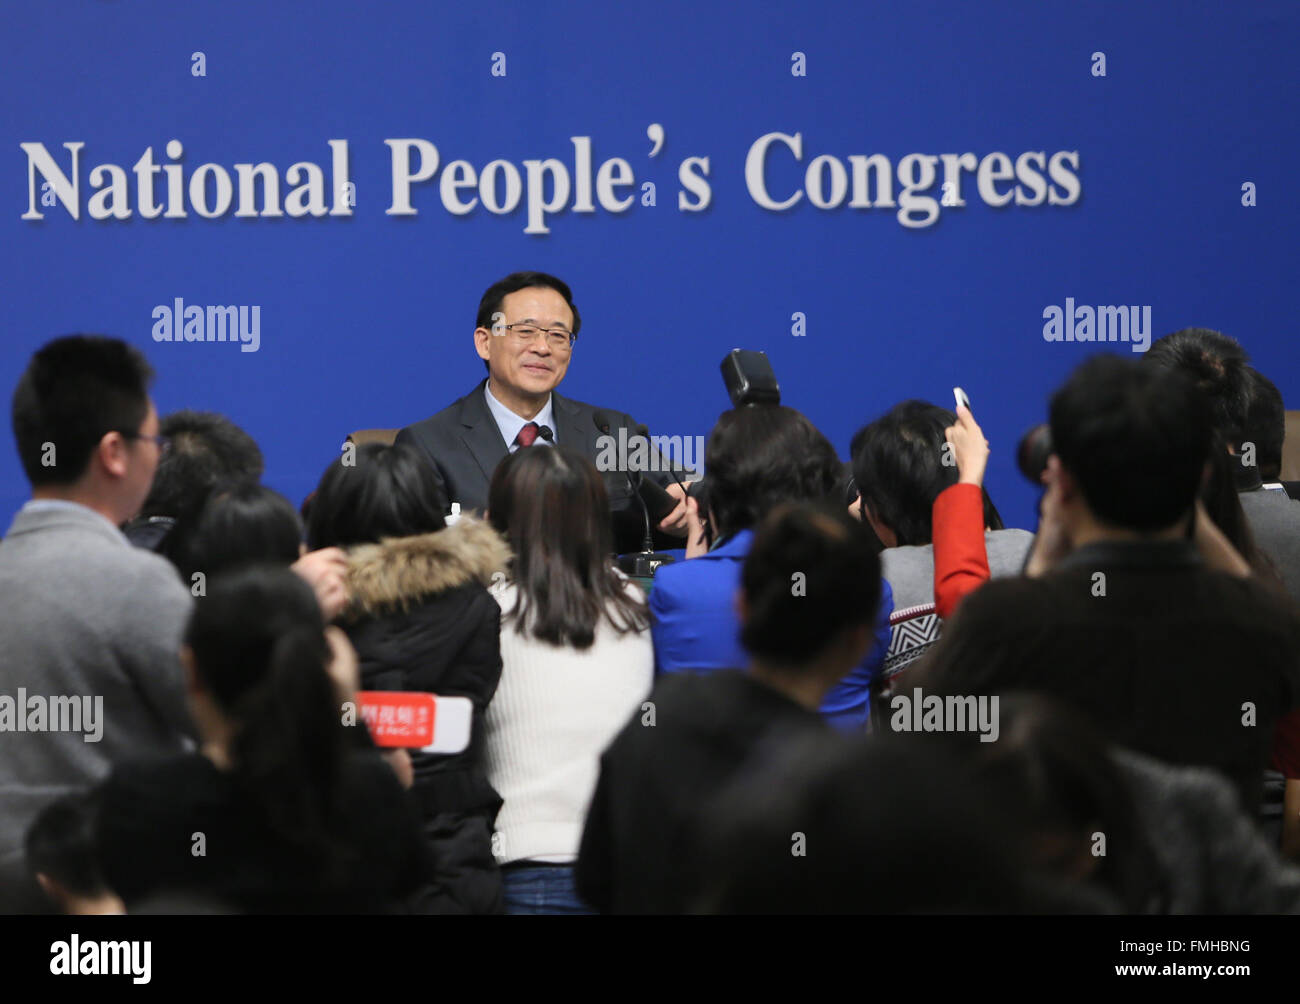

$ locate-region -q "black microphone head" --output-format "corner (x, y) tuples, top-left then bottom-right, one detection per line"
(537, 424), (555, 442)
(632, 423), (650, 439)
(592, 410), (615, 435)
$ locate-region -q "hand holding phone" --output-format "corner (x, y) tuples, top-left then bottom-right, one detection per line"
(945, 388), (989, 487)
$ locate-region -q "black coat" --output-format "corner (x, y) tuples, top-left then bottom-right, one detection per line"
(342, 517), (510, 913)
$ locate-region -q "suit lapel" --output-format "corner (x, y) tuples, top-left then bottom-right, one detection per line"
(553, 392), (593, 452)
(459, 381), (510, 483)
(460, 385), (588, 486)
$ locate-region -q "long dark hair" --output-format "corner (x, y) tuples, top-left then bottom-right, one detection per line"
(186, 565), (349, 872)
(488, 445), (647, 648)
(964, 695), (1166, 913)
(851, 400), (1004, 546)
(1200, 436), (1281, 587)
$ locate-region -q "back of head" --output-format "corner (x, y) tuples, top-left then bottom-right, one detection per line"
(1050, 354), (1211, 532)
(851, 399), (1003, 545)
(188, 564), (330, 719)
(186, 565), (344, 865)
(307, 442), (446, 549)
(1200, 436), (1275, 582)
(488, 444), (645, 648)
(696, 733), (1061, 913)
(165, 482), (302, 583)
(1144, 327), (1251, 446)
(705, 405), (843, 541)
(955, 695), (1162, 912)
(139, 410), (264, 521)
(739, 503), (881, 666)
(25, 791), (109, 900)
(11, 334), (152, 487)
(1244, 367), (1285, 481)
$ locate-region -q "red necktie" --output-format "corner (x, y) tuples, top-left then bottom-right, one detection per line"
(515, 422), (539, 448)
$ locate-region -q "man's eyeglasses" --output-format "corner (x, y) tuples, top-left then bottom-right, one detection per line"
(500, 323), (577, 351)
(119, 431), (172, 455)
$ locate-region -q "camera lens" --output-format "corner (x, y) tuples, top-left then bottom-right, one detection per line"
(1016, 423), (1053, 483)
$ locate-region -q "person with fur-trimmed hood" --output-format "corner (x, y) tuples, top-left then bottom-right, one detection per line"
(307, 442), (509, 915)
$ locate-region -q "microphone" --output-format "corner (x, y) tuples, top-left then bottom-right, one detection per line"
(591, 411), (677, 577)
(628, 423), (654, 553)
(592, 411), (650, 549)
(653, 428), (707, 549)
(632, 421), (694, 522)
(537, 424), (555, 443)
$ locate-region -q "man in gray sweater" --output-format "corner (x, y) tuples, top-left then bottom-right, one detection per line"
(0, 336), (193, 912)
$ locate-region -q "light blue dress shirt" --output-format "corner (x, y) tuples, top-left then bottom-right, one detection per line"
(484, 382), (556, 452)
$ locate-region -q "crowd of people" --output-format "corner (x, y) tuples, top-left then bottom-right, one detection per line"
(3, 315), (1300, 914)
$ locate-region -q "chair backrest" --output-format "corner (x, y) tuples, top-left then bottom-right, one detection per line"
(347, 429), (399, 447)
(1282, 411), (1300, 481)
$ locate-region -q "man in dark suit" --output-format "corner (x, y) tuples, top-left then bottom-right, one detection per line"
(395, 271), (690, 547)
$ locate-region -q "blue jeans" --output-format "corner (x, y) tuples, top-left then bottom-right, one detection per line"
(501, 865), (594, 915)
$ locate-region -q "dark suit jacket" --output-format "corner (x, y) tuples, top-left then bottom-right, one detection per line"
(396, 381), (685, 549)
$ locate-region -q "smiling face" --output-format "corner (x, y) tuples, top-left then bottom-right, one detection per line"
(474, 286), (574, 410)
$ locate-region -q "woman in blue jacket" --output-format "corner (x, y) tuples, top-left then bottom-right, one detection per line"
(650, 405), (893, 730)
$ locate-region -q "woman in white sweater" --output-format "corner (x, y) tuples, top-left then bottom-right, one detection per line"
(483, 445), (653, 915)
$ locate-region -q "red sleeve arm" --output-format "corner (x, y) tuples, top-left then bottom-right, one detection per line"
(933, 483), (991, 620)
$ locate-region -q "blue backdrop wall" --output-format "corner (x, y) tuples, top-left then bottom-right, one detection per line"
(3, 0), (1296, 530)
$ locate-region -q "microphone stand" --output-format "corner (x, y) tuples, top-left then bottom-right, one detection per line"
(617, 475), (677, 577)
(592, 412), (677, 578)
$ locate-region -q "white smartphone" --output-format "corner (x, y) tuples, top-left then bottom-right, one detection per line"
(953, 387), (972, 413)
